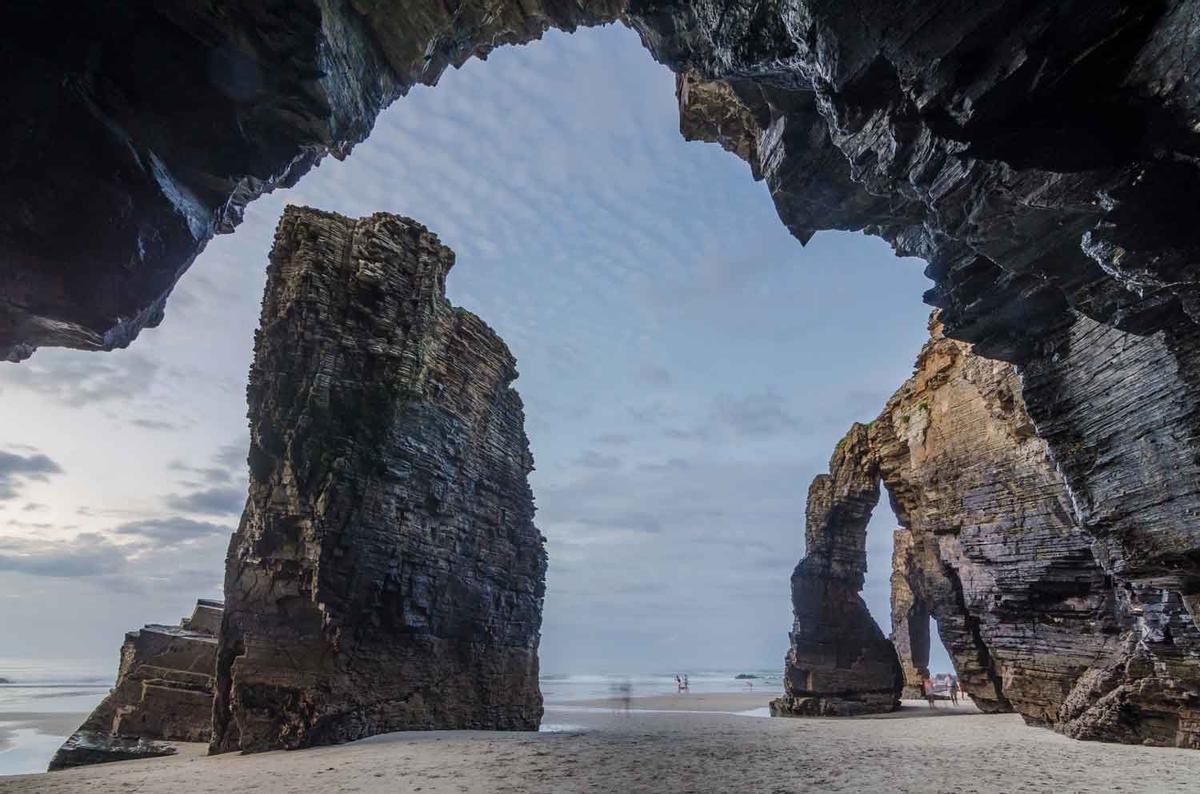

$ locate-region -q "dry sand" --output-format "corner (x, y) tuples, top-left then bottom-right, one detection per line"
(4, 695), (1200, 793)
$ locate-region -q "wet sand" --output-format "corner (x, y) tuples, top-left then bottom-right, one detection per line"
(4, 696), (1200, 793)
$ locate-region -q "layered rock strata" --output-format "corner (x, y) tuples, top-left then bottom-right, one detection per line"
(769, 425), (903, 717)
(5, 0), (1200, 750)
(49, 600), (222, 770)
(211, 206), (545, 754)
(791, 316), (1200, 746)
(889, 529), (929, 700)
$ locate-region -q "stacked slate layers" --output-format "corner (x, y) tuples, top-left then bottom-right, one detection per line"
(769, 425), (904, 717)
(780, 316), (1200, 746)
(211, 207), (546, 754)
(50, 601), (223, 770)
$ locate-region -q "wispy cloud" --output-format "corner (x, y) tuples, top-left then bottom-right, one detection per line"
(0, 449), (63, 500)
(112, 517), (230, 544)
(165, 487), (245, 516)
(0, 533), (127, 578)
(0, 350), (157, 407)
(711, 389), (801, 436)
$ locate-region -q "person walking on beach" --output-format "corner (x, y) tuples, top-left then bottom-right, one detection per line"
(949, 677), (959, 706)
(675, 674), (683, 692)
(682, 674), (689, 692)
(923, 676), (936, 708)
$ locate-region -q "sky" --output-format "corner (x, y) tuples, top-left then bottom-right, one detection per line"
(0, 24), (950, 676)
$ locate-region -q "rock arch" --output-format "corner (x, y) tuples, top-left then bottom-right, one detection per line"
(774, 316), (1200, 746)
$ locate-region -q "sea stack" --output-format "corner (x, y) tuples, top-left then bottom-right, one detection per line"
(211, 207), (546, 754)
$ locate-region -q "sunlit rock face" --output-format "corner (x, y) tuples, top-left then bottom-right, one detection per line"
(49, 601), (222, 770)
(796, 316), (1200, 747)
(769, 424), (904, 718)
(211, 206), (545, 754)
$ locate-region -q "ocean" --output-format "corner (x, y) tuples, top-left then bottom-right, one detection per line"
(0, 661), (780, 777)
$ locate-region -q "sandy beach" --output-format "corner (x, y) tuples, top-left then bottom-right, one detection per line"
(5, 693), (1200, 793)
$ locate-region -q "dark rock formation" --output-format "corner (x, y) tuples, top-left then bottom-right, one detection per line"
(769, 425), (903, 717)
(211, 206), (545, 754)
(0, 0), (623, 362)
(794, 315), (1200, 746)
(6, 0), (1200, 750)
(49, 600), (222, 770)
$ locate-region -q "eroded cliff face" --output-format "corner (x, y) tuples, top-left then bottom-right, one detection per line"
(211, 206), (545, 754)
(769, 425), (903, 717)
(50, 601), (222, 770)
(797, 316), (1200, 746)
(6, 0), (1200, 750)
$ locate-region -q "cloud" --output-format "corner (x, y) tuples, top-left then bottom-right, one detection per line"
(627, 402), (679, 425)
(635, 365), (674, 387)
(112, 517), (231, 544)
(574, 450), (622, 470)
(576, 511), (663, 534)
(594, 433), (632, 446)
(129, 418), (181, 432)
(0, 350), (157, 407)
(711, 390), (800, 436)
(165, 487), (245, 516)
(167, 437), (249, 490)
(0, 532), (127, 578)
(0, 449), (63, 500)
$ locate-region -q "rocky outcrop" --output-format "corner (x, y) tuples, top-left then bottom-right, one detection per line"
(49, 600), (222, 770)
(792, 315), (1200, 746)
(769, 425), (903, 717)
(889, 529), (929, 700)
(211, 206), (545, 754)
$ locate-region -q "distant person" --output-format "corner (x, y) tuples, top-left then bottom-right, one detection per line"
(923, 677), (936, 708)
(683, 674), (690, 692)
(949, 678), (959, 706)
(615, 679), (632, 715)
(675, 674), (683, 692)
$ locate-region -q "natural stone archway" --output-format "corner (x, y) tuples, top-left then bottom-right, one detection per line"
(769, 425), (903, 717)
(211, 206), (545, 754)
(785, 315), (1200, 746)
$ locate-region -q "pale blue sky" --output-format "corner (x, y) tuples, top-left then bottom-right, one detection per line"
(0, 24), (949, 675)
